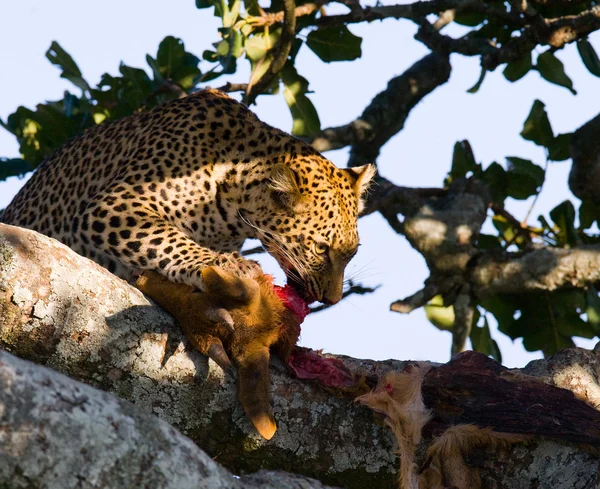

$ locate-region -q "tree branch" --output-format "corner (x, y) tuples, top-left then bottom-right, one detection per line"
(470, 244), (600, 299)
(0, 349), (338, 489)
(244, 0), (297, 105)
(390, 281), (444, 313)
(309, 282), (380, 313)
(415, 5), (600, 71)
(250, 2), (322, 27)
(2, 224), (600, 488)
(316, 0), (523, 28)
(218, 82), (250, 93)
(308, 52), (451, 168)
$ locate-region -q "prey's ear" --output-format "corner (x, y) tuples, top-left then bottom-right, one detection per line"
(201, 266), (259, 304)
(269, 164), (307, 213)
(346, 164), (376, 213)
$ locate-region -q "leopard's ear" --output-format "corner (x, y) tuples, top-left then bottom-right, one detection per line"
(269, 164), (307, 213)
(345, 164), (376, 214)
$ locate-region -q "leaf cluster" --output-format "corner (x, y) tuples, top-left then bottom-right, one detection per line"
(429, 100), (600, 357)
(1, 37), (202, 175)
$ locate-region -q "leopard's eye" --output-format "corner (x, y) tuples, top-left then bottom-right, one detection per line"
(314, 242), (329, 255)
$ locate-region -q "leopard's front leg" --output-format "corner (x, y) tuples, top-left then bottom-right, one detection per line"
(78, 190), (260, 290)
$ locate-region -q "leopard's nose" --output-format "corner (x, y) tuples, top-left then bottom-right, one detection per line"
(322, 290), (342, 305)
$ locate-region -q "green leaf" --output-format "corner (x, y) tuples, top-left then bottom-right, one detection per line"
(579, 200), (600, 230)
(503, 291), (582, 356)
(424, 295), (455, 331)
(555, 316), (596, 339)
(2, 93), (98, 167)
(203, 50), (219, 63)
(577, 39), (600, 77)
(454, 12), (484, 26)
(212, 30), (242, 75)
(248, 54), (279, 95)
(492, 215), (516, 243)
(246, 29), (281, 61)
(229, 30), (244, 59)
(550, 200), (578, 246)
(480, 295), (519, 336)
(586, 287), (600, 334)
(503, 53), (532, 82)
(547, 133), (572, 162)
(505, 157), (545, 200)
(467, 68), (486, 94)
(470, 317), (502, 362)
(520, 100), (553, 147)
(281, 65), (320, 136)
(445, 140), (480, 185)
(196, 0), (214, 8)
(550, 200), (576, 231)
(145, 55), (164, 82)
(306, 26), (362, 63)
(538, 215), (553, 232)
(155, 36), (201, 90)
(537, 50), (577, 95)
(45, 41), (91, 92)
(118, 64), (154, 109)
(0, 157), (33, 181)
(477, 233), (503, 250)
(244, 0), (261, 16)
(482, 162), (508, 204)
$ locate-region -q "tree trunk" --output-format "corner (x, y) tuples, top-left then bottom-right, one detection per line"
(1, 223), (599, 488)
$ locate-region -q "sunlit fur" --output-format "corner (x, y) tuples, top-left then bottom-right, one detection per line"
(2, 89), (375, 305)
(136, 268), (302, 440)
(357, 367), (529, 489)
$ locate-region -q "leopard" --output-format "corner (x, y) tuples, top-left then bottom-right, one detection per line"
(2, 88), (375, 305)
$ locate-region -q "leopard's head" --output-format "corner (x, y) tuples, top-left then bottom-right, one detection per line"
(254, 156), (375, 305)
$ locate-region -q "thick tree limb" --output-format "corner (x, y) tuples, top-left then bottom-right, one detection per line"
(470, 244), (600, 299)
(2, 224), (600, 488)
(0, 223), (399, 489)
(309, 52), (451, 169)
(0, 349), (338, 489)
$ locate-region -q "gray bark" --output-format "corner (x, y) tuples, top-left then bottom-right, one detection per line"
(1, 223), (600, 489)
(0, 348), (339, 489)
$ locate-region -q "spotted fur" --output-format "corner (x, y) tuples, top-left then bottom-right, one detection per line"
(2, 89), (375, 304)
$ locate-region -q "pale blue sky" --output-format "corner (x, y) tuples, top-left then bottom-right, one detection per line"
(1, 0), (598, 366)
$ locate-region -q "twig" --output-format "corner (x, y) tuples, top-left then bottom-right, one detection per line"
(490, 203), (533, 245)
(218, 82), (249, 93)
(309, 283), (380, 313)
(390, 282), (442, 314)
(241, 245), (266, 256)
(316, 0), (523, 28)
(415, 5), (600, 71)
(249, 2), (322, 27)
(244, 0), (297, 105)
